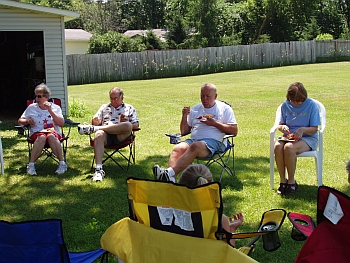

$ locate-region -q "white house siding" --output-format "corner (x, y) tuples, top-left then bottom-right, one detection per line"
(65, 41), (89, 55)
(0, 7), (69, 115)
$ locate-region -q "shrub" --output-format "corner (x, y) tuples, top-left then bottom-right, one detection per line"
(315, 33), (333, 40)
(88, 31), (147, 54)
(68, 99), (88, 118)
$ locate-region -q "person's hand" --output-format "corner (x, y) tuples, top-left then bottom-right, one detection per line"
(200, 116), (215, 126)
(293, 128), (304, 139)
(119, 115), (128, 122)
(229, 212), (244, 233)
(28, 118), (35, 126)
(92, 116), (101, 126)
(280, 125), (290, 134)
(182, 106), (190, 116)
(42, 101), (52, 111)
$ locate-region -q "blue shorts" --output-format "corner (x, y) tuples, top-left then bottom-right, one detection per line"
(184, 138), (226, 158)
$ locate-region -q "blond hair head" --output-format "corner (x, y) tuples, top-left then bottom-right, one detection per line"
(179, 164), (213, 187)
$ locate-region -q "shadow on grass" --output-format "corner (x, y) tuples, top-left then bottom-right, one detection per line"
(0, 128), (324, 263)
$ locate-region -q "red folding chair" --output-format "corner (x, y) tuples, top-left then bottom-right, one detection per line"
(15, 98), (79, 170)
(89, 128), (140, 170)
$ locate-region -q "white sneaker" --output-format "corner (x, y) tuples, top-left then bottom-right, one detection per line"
(55, 162), (68, 174)
(152, 164), (163, 180)
(26, 165), (37, 176)
(152, 165), (170, 181)
(78, 124), (95, 135)
(92, 168), (105, 182)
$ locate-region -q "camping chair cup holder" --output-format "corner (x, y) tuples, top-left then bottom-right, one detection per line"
(166, 133), (181, 144)
(231, 208), (287, 254)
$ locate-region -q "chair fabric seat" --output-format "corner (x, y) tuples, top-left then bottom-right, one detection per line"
(0, 219), (106, 263)
(196, 134), (235, 181)
(89, 132), (138, 170)
(295, 186), (350, 263)
(101, 217), (258, 263)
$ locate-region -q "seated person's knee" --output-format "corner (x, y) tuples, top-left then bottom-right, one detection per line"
(36, 135), (47, 143)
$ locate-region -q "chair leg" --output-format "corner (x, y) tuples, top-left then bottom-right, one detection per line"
(205, 148), (234, 182)
(316, 155), (322, 187)
(269, 143), (275, 190)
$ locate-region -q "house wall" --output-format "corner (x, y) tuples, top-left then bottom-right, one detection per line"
(0, 7), (68, 115)
(65, 41), (89, 55)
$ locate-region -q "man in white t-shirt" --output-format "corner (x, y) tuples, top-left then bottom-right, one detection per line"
(153, 83), (238, 182)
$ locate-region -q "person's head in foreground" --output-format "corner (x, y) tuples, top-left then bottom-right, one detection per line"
(286, 82), (308, 105)
(179, 164), (213, 187)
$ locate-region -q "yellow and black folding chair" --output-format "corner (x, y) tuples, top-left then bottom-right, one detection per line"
(101, 178), (286, 263)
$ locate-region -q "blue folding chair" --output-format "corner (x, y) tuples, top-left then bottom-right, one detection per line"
(0, 219), (107, 263)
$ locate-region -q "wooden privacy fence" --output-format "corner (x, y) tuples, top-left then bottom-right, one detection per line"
(66, 40), (350, 85)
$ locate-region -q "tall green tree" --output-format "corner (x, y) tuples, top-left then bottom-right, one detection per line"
(164, 0), (190, 47)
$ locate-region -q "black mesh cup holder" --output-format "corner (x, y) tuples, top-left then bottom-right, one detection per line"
(260, 222), (281, 251)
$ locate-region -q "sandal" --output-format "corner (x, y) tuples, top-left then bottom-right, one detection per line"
(277, 181), (288, 195)
(287, 181), (298, 194)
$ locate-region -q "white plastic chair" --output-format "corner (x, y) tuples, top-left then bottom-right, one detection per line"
(269, 99), (326, 189)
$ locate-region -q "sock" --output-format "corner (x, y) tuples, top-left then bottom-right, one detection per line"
(59, 161), (65, 165)
(167, 167), (175, 179)
(28, 162), (35, 167)
(96, 164), (103, 170)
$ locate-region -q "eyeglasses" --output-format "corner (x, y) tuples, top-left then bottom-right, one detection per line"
(110, 97), (120, 101)
(35, 95), (44, 98)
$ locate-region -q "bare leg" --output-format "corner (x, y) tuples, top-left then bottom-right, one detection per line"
(47, 134), (64, 161)
(283, 140), (310, 184)
(93, 131), (108, 165)
(170, 141), (210, 177)
(30, 135), (46, 162)
(168, 142), (189, 167)
(274, 141), (287, 184)
(98, 122), (132, 141)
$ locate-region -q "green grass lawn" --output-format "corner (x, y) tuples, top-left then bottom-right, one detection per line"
(1, 61), (350, 262)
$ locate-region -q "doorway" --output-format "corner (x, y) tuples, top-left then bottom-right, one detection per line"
(0, 31), (45, 120)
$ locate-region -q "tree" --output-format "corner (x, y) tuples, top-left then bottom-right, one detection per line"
(88, 31), (146, 53)
(164, 0), (190, 48)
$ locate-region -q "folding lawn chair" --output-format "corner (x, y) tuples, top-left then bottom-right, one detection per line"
(0, 218), (107, 263)
(294, 186), (350, 263)
(89, 128), (140, 171)
(166, 133), (235, 181)
(100, 178), (286, 263)
(15, 98), (79, 170)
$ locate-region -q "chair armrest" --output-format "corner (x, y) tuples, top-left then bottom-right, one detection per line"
(15, 125), (28, 136)
(223, 134), (235, 139)
(65, 119), (80, 126)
